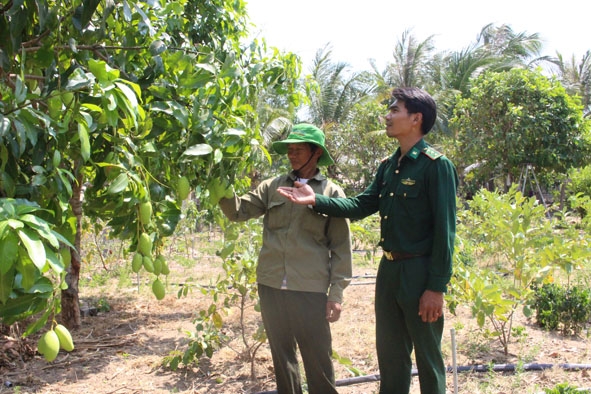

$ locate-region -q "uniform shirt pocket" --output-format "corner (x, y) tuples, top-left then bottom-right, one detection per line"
(394, 183), (426, 218)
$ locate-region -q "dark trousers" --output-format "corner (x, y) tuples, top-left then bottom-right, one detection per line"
(258, 284), (338, 394)
(375, 256), (446, 394)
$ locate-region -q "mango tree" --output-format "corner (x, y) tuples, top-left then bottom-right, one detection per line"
(451, 68), (591, 193)
(0, 0), (301, 334)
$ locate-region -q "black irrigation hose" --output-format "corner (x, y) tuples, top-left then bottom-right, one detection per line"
(448, 362), (591, 373)
(255, 363), (591, 394)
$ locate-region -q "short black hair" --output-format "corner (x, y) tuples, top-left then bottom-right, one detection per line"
(391, 87), (437, 135)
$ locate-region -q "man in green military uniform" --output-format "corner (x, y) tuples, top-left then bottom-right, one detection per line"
(278, 87), (458, 394)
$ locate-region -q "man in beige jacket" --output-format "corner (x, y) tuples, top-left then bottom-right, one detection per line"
(219, 123), (352, 394)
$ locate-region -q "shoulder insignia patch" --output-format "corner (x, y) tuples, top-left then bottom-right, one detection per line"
(422, 147), (443, 160)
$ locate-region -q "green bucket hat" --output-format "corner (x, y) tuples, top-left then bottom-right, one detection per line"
(272, 123), (335, 166)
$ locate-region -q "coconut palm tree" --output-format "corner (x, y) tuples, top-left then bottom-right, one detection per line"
(305, 44), (375, 127)
(427, 24), (548, 135)
(372, 29), (435, 95)
(550, 50), (591, 117)
(302, 44), (376, 176)
(476, 23), (547, 67)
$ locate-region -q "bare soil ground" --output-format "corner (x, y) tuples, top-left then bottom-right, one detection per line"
(1, 246), (591, 394)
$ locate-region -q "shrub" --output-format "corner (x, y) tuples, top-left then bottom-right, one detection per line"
(568, 165), (591, 199)
(544, 382), (591, 393)
(568, 165), (591, 217)
(530, 283), (591, 335)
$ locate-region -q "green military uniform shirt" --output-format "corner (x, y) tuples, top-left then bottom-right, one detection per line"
(314, 139), (458, 292)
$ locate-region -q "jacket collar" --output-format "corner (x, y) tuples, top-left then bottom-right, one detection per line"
(288, 170), (325, 182)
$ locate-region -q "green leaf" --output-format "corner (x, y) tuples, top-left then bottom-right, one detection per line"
(0, 266), (15, 304)
(22, 301), (53, 337)
(65, 67), (93, 90)
(181, 144), (213, 157)
(213, 149), (223, 164)
(0, 221), (8, 238)
(122, 0), (131, 21)
(55, 168), (74, 199)
(27, 276), (54, 294)
(218, 244), (234, 260)
(88, 58), (109, 82)
(14, 76), (27, 104)
(13, 202), (42, 217)
(476, 310), (485, 327)
(133, 3), (155, 35)
(107, 173), (129, 194)
(20, 214), (59, 248)
(17, 228), (46, 270)
(0, 115), (9, 138)
(0, 293), (47, 323)
(1, 173), (15, 197)
(212, 311), (223, 329)
(79, 0), (101, 31)
(16, 250), (39, 290)
(78, 120), (91, 162)
(31, 174), (47, 187)
(46, 248), (65, 274)
(0, 231), (19, 275)
(81, 103), (103, 112)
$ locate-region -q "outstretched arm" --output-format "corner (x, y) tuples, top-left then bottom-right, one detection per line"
(277, 181), (317, 205)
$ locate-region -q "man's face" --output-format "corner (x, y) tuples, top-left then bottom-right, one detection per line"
(287, 143), (318, 170)
(384, 99), (417, 139)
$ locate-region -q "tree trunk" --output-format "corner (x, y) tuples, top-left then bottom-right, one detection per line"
(61, 174), (84, 329)
(559, 178), (569, 211)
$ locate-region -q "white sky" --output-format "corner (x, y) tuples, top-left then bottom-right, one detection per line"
(245, 0), (590, 72)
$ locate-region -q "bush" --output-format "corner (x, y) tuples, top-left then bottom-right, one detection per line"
(544, 382), (591, 393)
(568, 165), (591, 214)
(530, 283), (591, 335)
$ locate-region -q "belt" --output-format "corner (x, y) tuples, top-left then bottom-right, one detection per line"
(383, 251), (423, 261)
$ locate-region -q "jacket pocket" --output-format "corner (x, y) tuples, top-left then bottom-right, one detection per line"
(267, 200), (287, 230)
(301, 207), (328, 235)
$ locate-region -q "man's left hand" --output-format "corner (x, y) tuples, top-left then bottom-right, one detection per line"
(326, 301), (342, 323)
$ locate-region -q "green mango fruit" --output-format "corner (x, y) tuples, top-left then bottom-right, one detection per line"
(143, 256), (154, 273)
(152, 278), (165, 300)
(153, 255), (164, 276)
(38, 330), (60, 362)
(138, 233), (152, 256)
(54, 324), (75, 352)
(177, 176), (190, 200)
(139, 202), (152, 225)
(160, 258), (170, 275)
(131, 253), (143, 273)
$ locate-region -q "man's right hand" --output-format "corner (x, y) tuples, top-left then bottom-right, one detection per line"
(277, 181), (316, 205)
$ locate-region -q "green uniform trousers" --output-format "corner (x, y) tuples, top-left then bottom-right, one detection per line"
(258, 284), (338, 394)
(375, 256), (446, 394)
